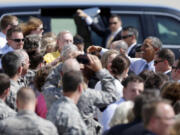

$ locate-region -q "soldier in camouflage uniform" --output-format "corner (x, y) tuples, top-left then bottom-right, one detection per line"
(42, 43), (79, 110)
(1, 51), (24, 110)
(14, 49), (35, 87)
(47, 71), (87, 135)
(0, 87), (58, 135)
(0, 73), (16, 120)
(47, 55), (118, 135)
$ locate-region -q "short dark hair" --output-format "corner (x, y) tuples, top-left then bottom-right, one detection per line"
(161, 82), (180, 106)
(28, 51), (43, 69)
(122, 74), (144, 88)
(0, 73), (10, 96)
(122, 26), (139, 39)
(73, 34), (84, 45)
(156, 48), (175, 66)
(6, 26), (22, 39)
(111, 54), (130, 75)
(110, 14), (121, 22)
(139, 70), (155, 81)
(133, 90), (160, 120)
(62, 71), (83, 92)
(2, 51), (22, 78)
(144, 73), (168, 89)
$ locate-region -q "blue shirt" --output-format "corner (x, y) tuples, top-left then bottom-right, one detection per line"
(100, 98), (125, 131)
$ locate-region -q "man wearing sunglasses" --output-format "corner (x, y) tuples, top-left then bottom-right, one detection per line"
(121, 26), (139, 58)
(0, 26), (24, 56)
(154, 48), (175, 78)
(0, 26), (24, 69)
(0, 15), (18, 50)
(77, 9), (122, 48)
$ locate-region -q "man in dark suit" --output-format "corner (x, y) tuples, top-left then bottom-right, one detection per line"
(77, 9), (122, 48)
(121, 26), (139, 58)
(154, 48), (175, 79)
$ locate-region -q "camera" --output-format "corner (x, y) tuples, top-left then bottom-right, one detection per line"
(76, 54), (89, 64)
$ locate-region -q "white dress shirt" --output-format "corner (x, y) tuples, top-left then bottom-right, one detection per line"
(100, 98), (125, 131)
(0, 32), (7, 50)
(94, 79), (123, 132)
(0, 44), (14, 69)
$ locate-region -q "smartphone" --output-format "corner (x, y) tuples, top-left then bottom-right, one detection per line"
(76, 54), (89, 64)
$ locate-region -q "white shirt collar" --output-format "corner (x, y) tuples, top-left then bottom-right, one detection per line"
(164, 69), (171, 74)
(111, 27), (122, 37)
(127, 42), (137, 54)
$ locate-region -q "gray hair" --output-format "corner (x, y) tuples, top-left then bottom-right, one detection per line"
(24, 34), (41, 51)
(146, 36), (162, 49)
(61, 43), (78, 61)
(112, 40), (128, 53)
(57, 30), (72, 41)
(14, 49), (29, 65)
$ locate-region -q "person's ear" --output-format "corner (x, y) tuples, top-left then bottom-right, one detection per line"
(78, 83), (83, 94)
(18, 66), (23, 75)
(4, 88), (10, 96)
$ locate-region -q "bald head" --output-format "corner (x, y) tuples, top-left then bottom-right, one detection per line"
(62, 58), (80, 74)
(17, 87), (36, 111)
(111, 40), (128, 54)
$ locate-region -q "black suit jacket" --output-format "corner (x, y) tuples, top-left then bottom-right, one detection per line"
(120, 123), (157, 135)
(105, 119), (141, 135)
(90, 23), (122, 47)
(128, 44), (139, 58)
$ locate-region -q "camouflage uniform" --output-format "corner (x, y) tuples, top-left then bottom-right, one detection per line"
(6, 79), (23, 110)
(77, 69), (118, 135)
(47, 96), (87, 135)
(0, 99), (16, 120)
(42, 63), (63, 110)
(44, 66), (118, 135)
(0, 110), (58, 135)
(18, 69), (36, 87)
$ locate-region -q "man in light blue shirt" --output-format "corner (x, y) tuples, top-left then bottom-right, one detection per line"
(0, 26), (24, 68)
(130, 36), (162, 75)
(101, 75), (144, 131)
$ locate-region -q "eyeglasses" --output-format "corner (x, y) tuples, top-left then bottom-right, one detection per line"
(10, 38), (25, 43)
(172, 66), (178, 70)
(109, 22), (118, 25)
(154, 60), (164, 65)
(121, 34), (133, 39)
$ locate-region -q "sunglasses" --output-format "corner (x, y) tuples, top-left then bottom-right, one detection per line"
(154, 60), (164, 65)
(121, 34), (133, 39)
(109, 22), (118, 25)
(10, 38), (25, 42)
(172, 66), (178, 70)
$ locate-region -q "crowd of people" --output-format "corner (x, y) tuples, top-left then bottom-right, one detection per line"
(0, 9), (179, 135)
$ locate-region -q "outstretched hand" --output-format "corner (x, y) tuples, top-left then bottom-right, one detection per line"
(77, 9), (88, 18)
(86, 54), (102, 72)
